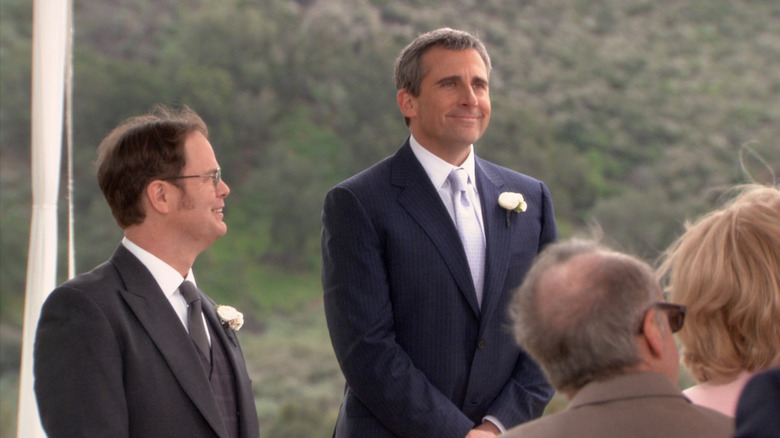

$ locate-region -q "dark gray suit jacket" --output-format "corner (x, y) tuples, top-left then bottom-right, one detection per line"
(34, 245), (259, 438)
(322, 140), (557, 437)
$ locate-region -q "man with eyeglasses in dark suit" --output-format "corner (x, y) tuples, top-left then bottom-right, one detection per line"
(502, 239), (732, 438)
(33, 104), (259, 438)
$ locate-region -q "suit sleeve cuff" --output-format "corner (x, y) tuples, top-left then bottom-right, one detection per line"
(483, 415), (506, 434)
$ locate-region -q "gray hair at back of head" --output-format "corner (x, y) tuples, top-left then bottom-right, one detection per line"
(509, 239), (661, 393)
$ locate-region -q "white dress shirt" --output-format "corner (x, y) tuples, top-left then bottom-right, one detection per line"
(121, 237), (210, 344)
(408, 135), (486, 237)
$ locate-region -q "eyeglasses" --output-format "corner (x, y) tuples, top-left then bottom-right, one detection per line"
(163, 168), (221, 188)
(649, 302), (687, 333)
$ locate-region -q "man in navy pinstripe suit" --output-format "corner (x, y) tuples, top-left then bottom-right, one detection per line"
(321, 28), (557, 438)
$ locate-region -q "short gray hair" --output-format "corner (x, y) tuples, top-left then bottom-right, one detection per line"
(509, 239), (660, 393)
(393, 27), (492, 97)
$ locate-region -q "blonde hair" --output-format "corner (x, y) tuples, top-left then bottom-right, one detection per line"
(657, 185), (780, 383)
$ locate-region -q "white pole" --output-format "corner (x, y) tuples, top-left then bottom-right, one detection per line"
(18, 0), (70, 436)
(65, 0), (76, 280)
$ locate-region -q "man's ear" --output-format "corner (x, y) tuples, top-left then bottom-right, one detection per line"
(397, 89), (417, 119)
(145, 180), (172, 215)
(641, 308), (665, 359)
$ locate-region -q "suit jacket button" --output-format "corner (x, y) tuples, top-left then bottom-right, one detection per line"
(478, 339), (486, 349)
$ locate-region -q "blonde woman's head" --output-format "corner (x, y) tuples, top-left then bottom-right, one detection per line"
(658, 184), (780, 383)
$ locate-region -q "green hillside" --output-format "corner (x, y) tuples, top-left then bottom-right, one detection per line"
(1, 0), (777, 435)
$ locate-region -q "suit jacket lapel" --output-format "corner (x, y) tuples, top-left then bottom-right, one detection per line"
(391, 142), (481, 316)
(475, 159), (511, 323)
(203, 297), (238, 348)
(110, 246), (228, 438)
(202, 298), (258, 436)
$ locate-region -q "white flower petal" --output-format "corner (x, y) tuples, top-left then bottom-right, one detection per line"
(216, 305), (244, 330)
(498, 192), (527, 212)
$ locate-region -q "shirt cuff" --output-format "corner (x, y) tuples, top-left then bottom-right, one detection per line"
(483, 415), (506, 434)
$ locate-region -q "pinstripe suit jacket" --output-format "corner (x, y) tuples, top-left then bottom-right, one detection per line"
(735, 366), (780, 438)
(321, 139), (557, 438)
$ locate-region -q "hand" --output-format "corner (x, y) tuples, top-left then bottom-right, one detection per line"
(465, 420), (501, 437)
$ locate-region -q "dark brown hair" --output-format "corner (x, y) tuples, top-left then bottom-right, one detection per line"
(96, 104), (207, 228)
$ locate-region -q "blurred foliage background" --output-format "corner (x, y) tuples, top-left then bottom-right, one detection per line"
(1, 0), (778, 436)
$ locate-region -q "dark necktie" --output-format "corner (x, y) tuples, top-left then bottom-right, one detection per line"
(179, 281), (211, 365)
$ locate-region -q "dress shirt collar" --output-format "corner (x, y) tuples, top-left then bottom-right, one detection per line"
(408, 134), (478, 190)
(121, 236), (196, 298)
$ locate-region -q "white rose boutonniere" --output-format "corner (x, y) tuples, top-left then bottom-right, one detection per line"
(216, 305), (244, 331)
(498, 192), (527, 228)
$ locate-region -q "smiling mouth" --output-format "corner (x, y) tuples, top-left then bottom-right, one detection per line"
(449, 112), (481, 121)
